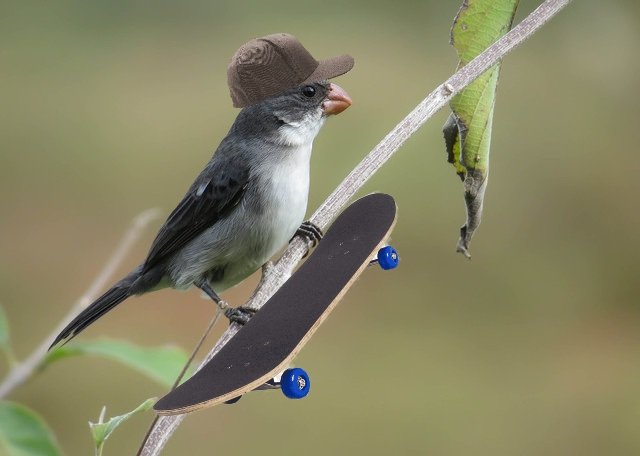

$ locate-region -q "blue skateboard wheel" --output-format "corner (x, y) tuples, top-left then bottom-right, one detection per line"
(377, 246), (399, 270)
(281, 368), (310, 399)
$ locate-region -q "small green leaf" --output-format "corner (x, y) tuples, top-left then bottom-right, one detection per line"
(0, 401), (63, 456)
(45, 339), (191, 388)
(444, 0), (519, 257)
(89, 398), (155, 456)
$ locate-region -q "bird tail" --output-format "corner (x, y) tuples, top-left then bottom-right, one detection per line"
(50, 269), (141, 349)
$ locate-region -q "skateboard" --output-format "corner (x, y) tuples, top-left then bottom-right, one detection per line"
(154, 193), (399, 415)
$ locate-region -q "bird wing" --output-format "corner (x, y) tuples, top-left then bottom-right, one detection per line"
(142, 156), (250, 272)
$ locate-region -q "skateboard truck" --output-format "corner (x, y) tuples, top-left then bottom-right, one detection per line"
(225, 367), (311, 404)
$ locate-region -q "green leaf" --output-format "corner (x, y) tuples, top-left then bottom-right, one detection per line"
(0, 401), (63, 456)
(45, 339), (191, 388)
(444, 0), (519, 257)
(89, 398), (155, 456)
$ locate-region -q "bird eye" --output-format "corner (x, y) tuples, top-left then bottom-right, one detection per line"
(302, 85), (316, 98)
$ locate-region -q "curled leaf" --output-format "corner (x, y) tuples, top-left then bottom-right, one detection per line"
(444, 0), (519, 257)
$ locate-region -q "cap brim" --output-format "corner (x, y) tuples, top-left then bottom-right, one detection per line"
(304, 54), (354, 83)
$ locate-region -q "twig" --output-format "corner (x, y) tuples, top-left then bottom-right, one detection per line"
(140, 0), (573, 452)
(0, 208), (161, 398)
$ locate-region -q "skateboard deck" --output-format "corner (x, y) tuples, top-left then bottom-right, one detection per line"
(154, 193), (397, 415)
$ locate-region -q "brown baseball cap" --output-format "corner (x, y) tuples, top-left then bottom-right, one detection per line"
(227, 33), (354, 108)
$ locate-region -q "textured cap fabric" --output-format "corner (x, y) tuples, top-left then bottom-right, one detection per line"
(227, 33), (354, 108)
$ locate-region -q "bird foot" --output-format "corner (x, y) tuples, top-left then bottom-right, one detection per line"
(292, 221), (323, 258)
(224, 306), (257, 325)
(295, 221), (323, 246)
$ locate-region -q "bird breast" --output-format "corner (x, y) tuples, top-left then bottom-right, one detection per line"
(255, 142), (312, 254)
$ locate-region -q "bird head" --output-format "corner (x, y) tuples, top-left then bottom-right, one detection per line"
(270, 81), (352, 118)
(262, 81), (352, 147)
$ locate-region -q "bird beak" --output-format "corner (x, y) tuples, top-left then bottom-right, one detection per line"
(322, 83), (352, 115)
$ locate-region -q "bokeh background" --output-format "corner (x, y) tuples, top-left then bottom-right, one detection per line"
(2, 0), (640, 454)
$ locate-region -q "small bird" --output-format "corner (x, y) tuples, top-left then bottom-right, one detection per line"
(50, 80), (352, 348)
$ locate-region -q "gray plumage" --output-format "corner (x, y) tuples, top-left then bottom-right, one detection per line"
(51, 81), (351, 347)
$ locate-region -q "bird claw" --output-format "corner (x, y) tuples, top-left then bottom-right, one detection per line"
(296, 221), (323, 246)
(224, 306), (257, 325)
(292, 221), (323, 258)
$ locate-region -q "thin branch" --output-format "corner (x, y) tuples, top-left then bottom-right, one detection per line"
(0, 208), (161, 398)
(140, 0), (573, 452)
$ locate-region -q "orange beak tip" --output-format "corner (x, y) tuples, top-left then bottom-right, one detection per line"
(322, 83), (352, 115)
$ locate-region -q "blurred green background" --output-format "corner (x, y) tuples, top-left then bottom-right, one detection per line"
(2, 0), (640, 454)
